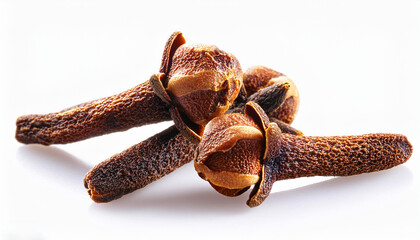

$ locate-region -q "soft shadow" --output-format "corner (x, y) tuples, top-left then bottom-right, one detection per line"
(16, 145), (92, 192)
(264, 165), (413, 214)
(89, 183), (251, 216)
(89, 165), (413, 217)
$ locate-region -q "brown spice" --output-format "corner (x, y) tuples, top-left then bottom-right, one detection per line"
(84, 82), (295, 202)
(195, 102), (413, 207)
(84, 126), (194, 202)
(16, 82), (170, 145)
(243, 66), (299, 124)
(15, 32), (243, 145)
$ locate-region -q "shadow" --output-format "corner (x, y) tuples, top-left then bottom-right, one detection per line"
(16, 145), (92, 192)
(16, 144), (414, 218)
(88, 165), (251, 215)
(90, 186), (250, 216)
(88, 163), (251, 216)
(89, 165), (413, 218)
(260, 165), (414, 218)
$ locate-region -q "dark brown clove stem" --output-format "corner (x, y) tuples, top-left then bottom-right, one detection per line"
(84, 126), (194, 202)
(267, 130), (412, 181)
(15, 31), (244, 145)
(16, 81), (170, 145)
(247, 122), (413, 207)
(194, 102), (412, 207)
(84, 83), (293, 202)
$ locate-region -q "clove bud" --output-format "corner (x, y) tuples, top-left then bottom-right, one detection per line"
(85, 82), (293, 202)
(195, 102), (413, 207)
(15, 32), (242, 145)
(243, 66), (299, 124)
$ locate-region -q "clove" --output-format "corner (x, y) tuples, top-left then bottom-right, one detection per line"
(84, 82), (296, 202)
(16, 32), (242, 145)
(195, 102), (413, 207)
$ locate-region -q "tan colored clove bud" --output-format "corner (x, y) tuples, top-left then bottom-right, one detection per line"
(194, 113), (264, 191)
(166, 44), (243, 126)
(195, 102), (412, 207)
(243, 66), (299, 124)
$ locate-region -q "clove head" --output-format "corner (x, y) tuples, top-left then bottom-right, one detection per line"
(194, 111), (264, 194)
(195, 102), (413, 207)
(166, 44), (243, 126)
(243, 66), (299, 124)
(151, 32), (244, 142)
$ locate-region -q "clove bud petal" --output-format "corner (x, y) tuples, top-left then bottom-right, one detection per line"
(194, 113), (264, 190)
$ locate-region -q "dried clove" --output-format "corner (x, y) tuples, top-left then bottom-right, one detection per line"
(233, 66), (302, 135)
(84, 82), (294, 202)
(195, 102), (413, 207)
(15, 32), (242, 145)
(243, 66), (299, 124)
(84, 125), (194, 203)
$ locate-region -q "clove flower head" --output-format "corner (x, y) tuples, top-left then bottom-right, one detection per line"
(150, 32), (243, 142)
(243, 66), (299, 124)
(166, 44), (243, 126)
(195, 102), (412, 207)
(194, 110), (264, 195)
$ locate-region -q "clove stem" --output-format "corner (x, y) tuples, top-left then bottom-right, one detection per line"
(84, 83), (296, 202)
(16, 81), (170, 145)
(266, 128), (413, 181)
(247, 124), (413, 207)
(84, 126), (193, 202)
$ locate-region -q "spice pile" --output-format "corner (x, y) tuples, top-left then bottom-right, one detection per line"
(15, 32), (412, 207)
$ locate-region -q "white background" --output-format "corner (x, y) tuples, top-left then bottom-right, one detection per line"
(1, 0), (419, 239)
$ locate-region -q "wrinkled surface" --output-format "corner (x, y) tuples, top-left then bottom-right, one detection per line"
(16, 81), (170, 145)
(166, 44), (242, 125)
(267, 132), (413, 181)
(243, 66), (299, 124)
(272, 96), (299, 124)
(173, 88), (229, 126)
(197, 113), (262, 163)
(195, 113), (264, 189)
(204, 139), (263, 175)
(84, 126), (196, 203)
(84, 81), (293, 203)
(159, 31), (186, 77)
(243, 66), (285, 95)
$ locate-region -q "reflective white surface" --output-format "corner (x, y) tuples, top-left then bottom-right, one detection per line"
(1, 0), (419, 239)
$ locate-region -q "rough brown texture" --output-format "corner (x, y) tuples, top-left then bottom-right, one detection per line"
(229, 82), (289, 115)
(247, 124), (413, 207)
(196, 113), (263, 175)
(172, 88), (229, 125)
(269, 117), (303, 135)
(243, 66), (284, 95)
(159, 32), (186, 78)
(243, 66), (299, 124)
(16, 81), (170, 145)
(194, 103), (413, 207)
(204, 139), (263, 175)
(257, 123), (411, 207)
(166, 44), (243, 126)
(271, 96), (298, 124)
(268, 132), (413, 181)
(84, 84), (290, 202)
(84, 126), (195, 203)
(15, 32), (244, 146)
